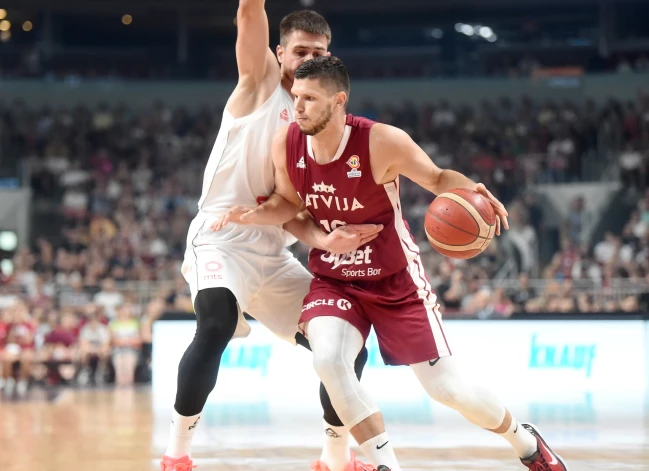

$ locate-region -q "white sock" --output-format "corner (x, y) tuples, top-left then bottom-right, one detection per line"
(164, 410), (201, 458)
(319, 421), (351, 471)
(359, 432), (401, 471)
(499, 418), (538, 460)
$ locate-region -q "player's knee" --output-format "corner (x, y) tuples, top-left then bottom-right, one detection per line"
(312, 346), (354, 386)
(426, 376), (469, 408)
(193, 288), (239, 347)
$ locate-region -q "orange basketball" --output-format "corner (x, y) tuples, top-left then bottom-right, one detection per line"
(424, 188), (497, 259)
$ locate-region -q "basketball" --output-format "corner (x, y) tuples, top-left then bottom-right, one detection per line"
(424, 188), (497, 259)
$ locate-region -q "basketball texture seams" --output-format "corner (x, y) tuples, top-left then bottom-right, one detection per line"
(424, 189), (496, 259)
(450, 188), (497, 226)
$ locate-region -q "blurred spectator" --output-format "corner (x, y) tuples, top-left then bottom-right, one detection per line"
(523, 192), (544, 236)
(2, 303), (36, 397)
(478, 288), (515, 319)
(437, 269), (464, 311)
(509, 272), (536, 311)
(619, 143), (646, 190)
(109, 304), (141, 386)
(59, 278), (92, 308)
(78, 312), (111, 385)
(0, 285), (20, 309)
(41, 311), (79, 385)
(93, 278), (124, 319)
(594, 232), (619, 265)
(565, 196), (587, 246)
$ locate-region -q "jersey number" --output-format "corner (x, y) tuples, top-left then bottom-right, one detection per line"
(319, 220), (346, 232)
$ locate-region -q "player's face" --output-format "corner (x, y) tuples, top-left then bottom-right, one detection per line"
(292, 78), (336, 136)
(277, 31), (330, 83)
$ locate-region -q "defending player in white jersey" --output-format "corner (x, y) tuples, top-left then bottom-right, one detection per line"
(160, 4), (381, 471)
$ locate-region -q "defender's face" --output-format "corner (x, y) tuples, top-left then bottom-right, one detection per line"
(292, 78), (335, 136)
(277, 31), (330, 83)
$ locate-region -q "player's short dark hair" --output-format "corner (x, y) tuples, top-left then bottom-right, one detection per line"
(294, 56), (350, 97)
(279, 10), (332, 47)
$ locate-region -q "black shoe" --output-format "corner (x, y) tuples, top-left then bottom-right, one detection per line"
(376, 467), (391, 471)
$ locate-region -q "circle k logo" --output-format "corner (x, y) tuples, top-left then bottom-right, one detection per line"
(205, 261), (223, 272)
(337, 299), (352, 311)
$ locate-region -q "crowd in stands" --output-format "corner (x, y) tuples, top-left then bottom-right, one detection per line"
(2, 40), (649, 80)
(0, 91), (648, 395)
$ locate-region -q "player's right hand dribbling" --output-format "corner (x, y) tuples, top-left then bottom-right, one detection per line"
(211, 206), (258, 231)
(323, 224), (384, 255)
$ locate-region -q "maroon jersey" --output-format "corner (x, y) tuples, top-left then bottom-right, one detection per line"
(286, 114), (420, 281)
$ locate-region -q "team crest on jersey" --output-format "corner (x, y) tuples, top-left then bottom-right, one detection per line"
(346, 155), (361, 178)
(297, 156), (306, 169)
(280, 109), (289, 122)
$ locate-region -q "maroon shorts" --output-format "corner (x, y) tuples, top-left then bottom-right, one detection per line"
(299, 263), (452, 366)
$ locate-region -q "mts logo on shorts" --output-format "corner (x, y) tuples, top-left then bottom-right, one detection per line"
(302, 298), (352, 312)
(203, 261), (224, 281)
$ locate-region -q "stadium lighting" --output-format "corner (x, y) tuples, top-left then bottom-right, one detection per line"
(0, 9), (6, 20)
(455, 23), (464, 33)
(487, 34), (498, 42)
(0, 231), (17, 251)
(22, 21), (32, 32)
(479, 26), (493, 38)
(0, 259), (13, 276)
(122, 14), (133, 25)
(431, 28), (443, 39)
(461, 24), (474, 36)
(0, 20), (10, 32)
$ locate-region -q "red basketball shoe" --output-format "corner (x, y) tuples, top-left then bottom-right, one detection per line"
(520, 424), (568, 470)
(310, 451), (374, 471)
(160, 455), (196, 471)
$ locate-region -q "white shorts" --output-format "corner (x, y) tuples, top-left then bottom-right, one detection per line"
(181, 214), (312, 344)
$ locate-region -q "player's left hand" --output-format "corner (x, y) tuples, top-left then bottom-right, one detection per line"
(211, 206), (257, 231)
(323, 224), (384, 255)
(474, 183), (509, 236)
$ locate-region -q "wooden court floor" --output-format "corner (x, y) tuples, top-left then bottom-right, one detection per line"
(0, 388), (647, 471)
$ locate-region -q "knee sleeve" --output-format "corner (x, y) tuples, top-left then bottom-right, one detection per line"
(308, 317), (379, 428)
(297, 332), (369, 427)
(412, 355), (505, 429)
(319, 345), (367, 426)
(174, 288), (239, 416)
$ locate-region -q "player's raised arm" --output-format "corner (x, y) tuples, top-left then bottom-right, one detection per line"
(370, 123), (509, 233)
(226, 0), (281, 119)
(235, 0), (278, 85)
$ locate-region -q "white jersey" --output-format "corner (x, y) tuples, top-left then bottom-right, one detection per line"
(198, 83), (294, 216)
(183, 82), (309, 343)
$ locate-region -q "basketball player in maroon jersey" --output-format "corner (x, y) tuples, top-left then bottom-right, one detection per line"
(216, 56), (568, 471)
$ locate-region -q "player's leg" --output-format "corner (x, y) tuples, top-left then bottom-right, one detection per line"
(162, 238), (256, 471)
(412, 355), (569, 469)
(411, 356), (537, 454)
(412, 355), (568, 469)
(306, 316), (400, 471)
(249, 254), (372, 471)
(296, 332), (369, 471)
(163, 287), (238, 458)
(380, 262), (566, 470)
